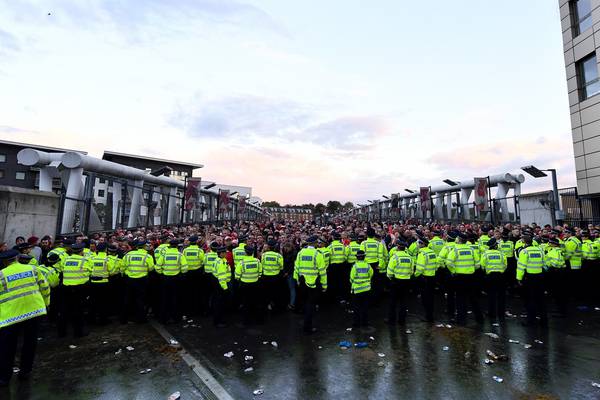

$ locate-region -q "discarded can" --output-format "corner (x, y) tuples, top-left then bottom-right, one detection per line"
(37, 337), (43, 341)
(262, 341), (268, 345)
(369, 336), (375, 341)
(442, 346), (449, 351)
(508, 339), (519, 344)
(405, 329), (412, 334)
(492, 323), (500, 327)
(168, 391), (181, 400)
(102, 341), (108, 345)
(484, 359), (494, 365)
(534, 339), (544, 344)
(126, 346), (135, 351)
(435, 323), (445, 328)
(378, 353), (385, 358)
(445, 324), (452, 329)
(139, 368), (152, 374)
(169, 339), (179, 346)
(224, 351), (234, 358)
(595, 307), (600, 311)
(318, 346), (323, 349)
(244, 367), (254, 373)
(69, 345), (77, 349)
(346, 327), (352, 332)
(253, 389), (264, 396)
(592, 382), (600, 388)
(115, 348), (122, 355)
(354, 342), (368, 348)
(13, 367), (20, 373)
(493, 376), (504, 383)
(244, 349), (248, 353)
(523, 344), (532, 349)
(244, 355), (254, 361)
(484, 332), (500, 339)
(271, 341), (278, 348)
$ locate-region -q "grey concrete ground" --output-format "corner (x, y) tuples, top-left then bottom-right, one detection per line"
(2, 295), (600, 400)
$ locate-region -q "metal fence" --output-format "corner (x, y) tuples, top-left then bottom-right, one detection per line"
(55, 172), (263, 236)
(559, 187), (600, 227)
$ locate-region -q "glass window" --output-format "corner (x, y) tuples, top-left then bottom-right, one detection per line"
(99, 178), (105, 184)
(572, 0), (593, 36)
(578, 53), (600, 100)
(0, 154), (5, 162)
(15, 171), (26, 180)
(98, 189), (105, 197)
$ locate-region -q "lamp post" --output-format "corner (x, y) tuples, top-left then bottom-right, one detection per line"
(521, 165), (562, 225)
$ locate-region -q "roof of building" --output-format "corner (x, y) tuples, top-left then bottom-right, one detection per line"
(102, 150), (204, 169)
(0, 139), (88, 154)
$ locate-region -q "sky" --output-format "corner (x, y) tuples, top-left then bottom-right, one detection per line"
(0, 0), (575, 204)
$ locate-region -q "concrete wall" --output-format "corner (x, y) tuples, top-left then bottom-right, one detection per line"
(560, 0), (600, 195)
(519, 191), (554, 226)
(0, 185), (59, 245)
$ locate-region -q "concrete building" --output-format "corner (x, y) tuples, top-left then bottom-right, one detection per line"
(0, 139), (86, 193)
(560, 0), (600, 199)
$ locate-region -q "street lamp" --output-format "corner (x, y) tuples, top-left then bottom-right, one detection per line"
(203, 183), (216, 190)
(443, 179), (459, 186)
(230, 191), (238, 196)
(521, 165), (562, 225)
(404, 189), (415, 194)
(382, 195), (390, 200)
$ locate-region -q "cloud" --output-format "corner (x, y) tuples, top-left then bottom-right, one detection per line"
(0, 125), (39, 135)
(0, 29), (20, 56)
(7, 0), (289, 40)
(172, 94), (394, 152)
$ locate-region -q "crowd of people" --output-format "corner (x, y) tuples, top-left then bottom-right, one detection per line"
(1, 219), (599, 386)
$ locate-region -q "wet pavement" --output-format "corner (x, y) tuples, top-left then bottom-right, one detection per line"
(3, 294), (600, 399)
(167, 296), (600, 400)
(1, 322), (210, 400)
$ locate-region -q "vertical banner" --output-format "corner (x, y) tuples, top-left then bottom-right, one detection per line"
(474, 177), (489, 211)
(238, 196), (246, 213)
(218, 189), (230, 211)
(391, 193), (399, 210)
(184, 177), (201, 211)
(419, 187), (431, 211)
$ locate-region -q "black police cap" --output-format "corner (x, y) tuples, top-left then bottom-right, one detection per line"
(0, 249), (20, 260)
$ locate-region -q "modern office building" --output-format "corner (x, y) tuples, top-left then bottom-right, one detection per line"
(0, 139), (87, 192)
(560, 0), (600, 197)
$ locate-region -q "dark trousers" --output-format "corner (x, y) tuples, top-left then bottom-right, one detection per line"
(352, 291), (370, 327)
(388, 279), (411, 324)
(505, 257), (517, 291)
(369, 263), (383, 304)
(183, 269), (203, 316)
(89, 282), (110, 324)
(523, 274), (547, 325)
(262, 275), (283, 311)
(454, 274), (482, 325)
(549, 268), (568, 316)
(297, 278), (319, 332)
(160, 275), (181, 323)
(210, 280), (226, 326)
(58, 284), (87, 337)
(121, 277), (148, 323)
(0, 317), (40, 384)
(421, 276), (436, 322)
(582, 260), (596, 304)
(439, 269), (456, 316)
(240, 281), (263, 325)
(485, 273), (506, 320)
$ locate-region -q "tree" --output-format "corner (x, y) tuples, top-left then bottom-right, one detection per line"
(314, 203), (326, 215)
(343, 201), (354, 210)
(326, 200), (342, 214)
(262, 201), (281, 207)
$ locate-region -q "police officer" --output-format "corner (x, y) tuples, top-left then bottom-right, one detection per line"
(89, 243), (116, 325)
(294, 236), (327, 334)
(517, 234), (547, 327)
(211, 246), (230, 328)
(386, 240), (414, 325)
(545, 237), (567, 317)
(438, 231), (458, 318)
(0, 249), (50, 386)
(349, 250), (373, 328)
(447, 233), (483, 325)
(328, 232), (347, 303)
(361, 228), (383, 303)
(236, 246), (263, 325)
(156, 239), (188, 324)
(57, 242), (92, 337)
(480, 238), (507, 322)
(183, 235), (205, 316)
(261, 240), (284, 312)
(120, 240), (154, 323)
(415, 237), (438, 322)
